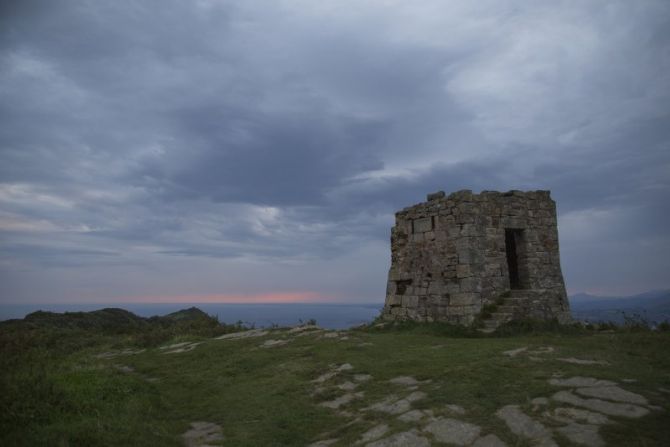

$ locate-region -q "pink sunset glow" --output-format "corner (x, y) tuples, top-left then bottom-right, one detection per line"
(116, 291), (329, 304)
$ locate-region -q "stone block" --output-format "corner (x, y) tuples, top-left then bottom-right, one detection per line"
(450, 293), (478, 306)
(456, 264), (471, 278)
(402, 296), (419, 308)
(388, 295), (402, 306)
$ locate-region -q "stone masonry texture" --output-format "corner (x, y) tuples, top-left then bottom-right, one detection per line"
(382, 190), (571, 324)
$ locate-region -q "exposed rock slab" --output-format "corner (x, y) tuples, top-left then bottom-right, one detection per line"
(215, 329), (268, 340)
(338, 381), (358, 391)
(288, 324), (320, 333)
(182, 421), (224, 447)
(260, 339), (289, 348)
(502, 347), (528, 357)
(575, 385), (648, 405)
(472, 434), (508, 447)
(397, 409), (425, 422)
(548, 377), (616, 387)
(548, 407), (610, 425)
(445, 404), (467, 415)
(389, 376), (422, 386)
(358, 424), (389, 444)
(423, 417), (481, 445)
(365, 430), (430, 447)
(366, 396), (412, 415)
(496, 405), (556, 446)
(308, 439), (338, 447)
(320, 392), (363, 409)
(556, 423), (604, 447)
(557, 357), (609, 365)
(552, 390), (649, 418)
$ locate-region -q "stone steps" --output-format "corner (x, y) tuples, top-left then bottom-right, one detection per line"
(479, 290), (538, 331)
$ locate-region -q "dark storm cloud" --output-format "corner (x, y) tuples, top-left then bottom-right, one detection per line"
(1, 0), (669, 302)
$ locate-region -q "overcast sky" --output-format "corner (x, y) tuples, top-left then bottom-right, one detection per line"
(1, 0), (669, 304)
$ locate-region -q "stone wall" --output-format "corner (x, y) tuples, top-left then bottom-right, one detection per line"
(381, 189), (571, 324)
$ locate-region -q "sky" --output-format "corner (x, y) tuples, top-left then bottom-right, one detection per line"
(1, 0), (669, 305)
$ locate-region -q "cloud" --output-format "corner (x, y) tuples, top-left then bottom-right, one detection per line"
(1, 0), (669, 303)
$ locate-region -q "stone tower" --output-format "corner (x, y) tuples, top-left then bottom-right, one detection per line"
(382, 190), (571, 328)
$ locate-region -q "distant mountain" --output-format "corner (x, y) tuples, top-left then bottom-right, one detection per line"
(569, 290), (670, 324)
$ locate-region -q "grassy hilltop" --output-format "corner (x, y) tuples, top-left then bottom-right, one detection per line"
(1, 309), (669, 446)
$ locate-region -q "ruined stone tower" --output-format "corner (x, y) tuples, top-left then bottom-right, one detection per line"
(382, 190), (571, 328)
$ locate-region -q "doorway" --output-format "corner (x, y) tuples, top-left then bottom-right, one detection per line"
(505, 229), (524, 289)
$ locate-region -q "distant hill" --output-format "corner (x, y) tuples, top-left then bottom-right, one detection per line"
(1, 306), (224, 336)
(569, 290), (670, 324)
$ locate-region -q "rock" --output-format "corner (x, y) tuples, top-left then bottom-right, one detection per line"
(529, 346), (555, 354)
(163, 342), (202, 354)
(551, 391), (649, 418)
(365, 430), (430, 447)
(313, 372), (338, 384)
(260, 339), (289, 348)
(397, 409), (425, 422)
(288, 324), (320, 333)
(495, 405), (556, 446)
(159, 341), (192, 350)
(389, 376), (422, 386)
(358, 424), (389, 443)
(405, 391), (426, 403)
(336, 363), (354, 371)
(548, 377), (616, 387)
(338, 381), (358, 391)
(445, 404), (467, 415)
(556, 357), (608, 365)
(530, 398), (551, 410)
(320, 392), (364, 409)
(575, 386), (648, 405)
(114, 365), (134, 373)
(423, 417), (481, 446)
(556, 423), (604, 447)
(308, 439), (338, 447)
(215, 329), (268, 340)
(502, 347), (528, 357)
(472, 434), (508, 447)
(547, 407), (610, 425)
(181, 421), (224, 447)
(366, 396), (412, 415)
(95, 348), (145, 359)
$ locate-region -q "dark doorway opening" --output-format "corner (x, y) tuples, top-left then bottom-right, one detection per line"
(505, 229), (523, 289)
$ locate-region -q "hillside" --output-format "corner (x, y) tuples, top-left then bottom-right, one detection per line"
(1, 310), (669, 446)
(570, 290), (670, 325)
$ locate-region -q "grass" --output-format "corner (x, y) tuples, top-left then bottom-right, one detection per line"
(1, 315), (670, 446)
